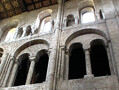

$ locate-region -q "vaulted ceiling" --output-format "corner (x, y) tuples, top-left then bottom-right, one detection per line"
(0, 0), (68, 20)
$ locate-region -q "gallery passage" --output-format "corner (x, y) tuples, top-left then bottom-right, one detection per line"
(31, 50), (49, 83)
(14, 53), (30, 86)
(90, 39), (111, 77)
(68, 43), (86, 79)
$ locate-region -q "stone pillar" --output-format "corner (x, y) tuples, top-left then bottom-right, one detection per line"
(25, 56), (36, 85)
(13, 28), (19, 39)
(46, 0), (64, 90)
(75, 17), (79, 24)
(84, 48), (93, 76)
(65, 50), (69, 80)
(0, 53), (8, 75)
(106, 44), (114, 75)
(60, 46), (65, 80)
(64, 18), (67, 27)
(8, 60), (19, 87)
(2, 57), (15, 87)
(21, 28), (26, 37)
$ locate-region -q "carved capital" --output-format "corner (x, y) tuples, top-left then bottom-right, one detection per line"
(10, 56), (16, 62)
(29, 56), (36, 62)
(15, 60), (20, 65)
(83, 48), (90, 55)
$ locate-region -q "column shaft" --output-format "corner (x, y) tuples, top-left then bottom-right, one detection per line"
(22, 30), (26, 37)
(8, 63), (19, 87)
(65, 53), (69, 80)
(26, 60), (35, 84)
(60, 48), (65, 80)
(0, 53), (8, 74)
(2, 59), (14, 87)
(75, 17), (79, 24)
(85, 49), (92, 75)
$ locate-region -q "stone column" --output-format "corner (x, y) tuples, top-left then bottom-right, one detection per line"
(2, 57), (15, 87)
(46, 0), (64, 90)
(60, 46), (65, 80)
(64, 18), (67, 27)
(25, 56), (36, 85)
(65, 50), (69, 80)
(106, 44), (114, 75)
(21, 28), (26, 37)
(75, 17), (79, 24)
(84, 48), (93, 76)
(13, 28), (19, 39)
(8, 60), (19, 87)
(0, 53), (8, 75)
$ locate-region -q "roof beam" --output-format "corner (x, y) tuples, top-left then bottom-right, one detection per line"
(50, 0), (53, 5)
(17, 0), (23, 12)
(22, 0), (28, 11)
(31, 0), (36, 9)
(8, 0), (16, 15)
(0, 1), (9, 17)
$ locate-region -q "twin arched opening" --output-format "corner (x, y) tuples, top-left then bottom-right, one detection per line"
(68, 39), (111, 80)
(14, 50), (49, 86)
(10, 39), (49, 86)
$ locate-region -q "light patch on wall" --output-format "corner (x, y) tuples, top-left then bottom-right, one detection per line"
(5, 28), (16, 42)
(82, 12), (95, 23)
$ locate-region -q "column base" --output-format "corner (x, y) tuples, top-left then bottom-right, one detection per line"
(84, 74), (94, 78)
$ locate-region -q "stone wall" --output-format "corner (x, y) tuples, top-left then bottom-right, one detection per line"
(0, 0), (119, 90)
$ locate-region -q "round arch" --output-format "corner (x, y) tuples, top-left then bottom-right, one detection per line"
(90, 39), (107, 48)
(65, 28), (108, 46)
(0, 20), (18, 41)
(13, 39), (49, 58)
(35, 9), (53, 29)
(35, 49), (48, 60)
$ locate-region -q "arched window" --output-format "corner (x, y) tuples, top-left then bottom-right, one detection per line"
(80, 7), (95, 24)
(66, 14), (75, 27)
(68, 43), (86, 79)
(25, 26), (32, 36)
(40, 16), (52, 34)
(90, 40), (111, 77)
(0, 48), (3, 64)
(31, 50), (49, 84)
(5, 28), (16, 42)
(14, 53), (30, 86)
(16, 28), (23, 38)
(99, 9), (105, 19)
(35, 9), (52, 34)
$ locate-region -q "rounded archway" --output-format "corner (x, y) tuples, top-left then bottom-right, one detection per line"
(13, 39), (49, 57)
(68, 43), (86, 79)
(65, 29), (107, 46)
(14, 53), (30, 86)
(31, 50), (49, 84)
(90, 39), (111, 77)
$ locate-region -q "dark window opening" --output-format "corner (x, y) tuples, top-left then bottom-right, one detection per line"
(26, 26), (32, 36)
(14, 54), (30, 86)
(66, 15), (75, 27)
(99, 10), (104, 19)
(69, 44), (86, 79)
(17, 28), (23, 38)
(32, 53), (49, 84)
(90, 44), (111, 77)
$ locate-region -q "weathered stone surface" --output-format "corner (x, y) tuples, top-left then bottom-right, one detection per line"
(0, 0), (119, 90)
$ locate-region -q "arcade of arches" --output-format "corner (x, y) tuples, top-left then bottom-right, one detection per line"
(0, 0), (119, 89)
(6, 33), (112, 87)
